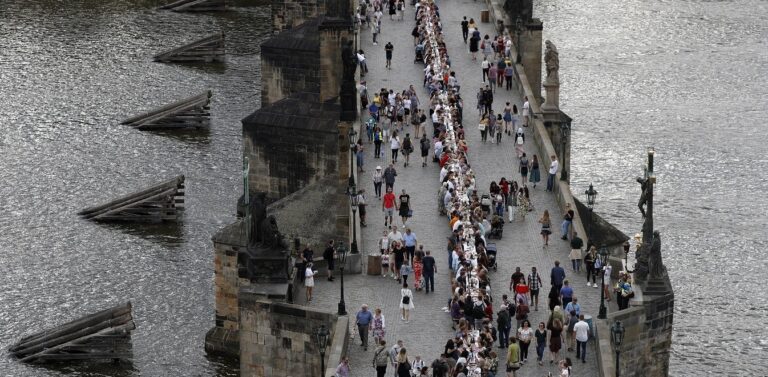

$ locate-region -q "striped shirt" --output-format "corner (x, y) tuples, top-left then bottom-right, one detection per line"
(528, 272), (542, 291)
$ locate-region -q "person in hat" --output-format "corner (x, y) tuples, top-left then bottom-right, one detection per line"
(373, 166), (383, 198)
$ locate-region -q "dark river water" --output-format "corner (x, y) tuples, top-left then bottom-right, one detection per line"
(0, 1), (271, 375)
(534, 0), (768, 375)
(1, 0), (766, 376)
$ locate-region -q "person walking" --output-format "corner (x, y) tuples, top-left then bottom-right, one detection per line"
(371, 308), (387, 345)
(373, 340), (389, 377)
(383, 163), (397, 190)
(461, 16), (469, 43)
(335, 357), (350, 377)
(483, 85), (494, 114)
(574, 314), (590, 363)
(400, 259), (412, 285)
(469, 30), (480, 60)
(502, 102), (513, 133)
(481, 57), (491, 82)
(489, 64), (498, 92)
(504, 64), (515, 90)
(393, 241), (406, 282)
(584, 245), (598, 287)
(478, 114), (489, 142)
(401, 133), (413, 167)
(517, 320), (533, 363)
(529, 154), (540, 187)
(389, 340), (404, 377)
(547, 319), (564, 364)
(497, 304), (511, 349)
(400, 283), (414, 322)
(561, 203), (575, 240)
(603, 261), (613, 295)
(422, 250), (436, 293)
(506, 337), (521, 376)
(516, 188), (529, 221)
(385, 42), (394, 69)
(399, 190), (412, 226)
(373, 125), (383, 158)
(396, 348), (411, 377)
(372, 19), (381, 45)
(383, 187), (396, 227)
(304, 262), (317, 302)
(547, 155), (559, 192)
(527, 266), (542, 311)
(568, 231), (584, 272)
(357, 189), (368, 227)
(419, 133), (430, 167)
(373, 166), (383, 198)
(539, 209), (552, 247)
(323, 240), (336, 282)
(560, 280), (574, 309)
(515, 298), (529, 331)
(390, 130), (401, 163)
(412, 253), (423, 291)
(534, 322), (547, 366)
(356, 139), (365, 173)
(356, 304), (374, 350)
(551, 260), (566, 292)
(519, 153), (529, 182)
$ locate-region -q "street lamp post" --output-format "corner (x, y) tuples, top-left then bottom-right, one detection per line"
(348, 127), (358, 188)
(349, 184), (360, 254)
(598, 245), (609, 319)
(515, 16), (523, 64)
(336, 242), (349, 316)
(314, 325), (330, 377)
(611, 320), (625, 377)
(585, 183), (598, 243)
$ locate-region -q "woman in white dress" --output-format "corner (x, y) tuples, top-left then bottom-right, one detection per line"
(400, 282), (414, 322)
(305, 263), (317, 302)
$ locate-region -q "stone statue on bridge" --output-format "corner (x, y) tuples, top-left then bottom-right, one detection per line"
(544, 40), (559, 84)
(648, 230), (665, 278)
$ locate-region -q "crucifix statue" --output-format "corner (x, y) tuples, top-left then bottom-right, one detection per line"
(634, 148), (666, 281)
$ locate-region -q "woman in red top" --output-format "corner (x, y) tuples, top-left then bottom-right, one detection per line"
(413, 254), (423, 291)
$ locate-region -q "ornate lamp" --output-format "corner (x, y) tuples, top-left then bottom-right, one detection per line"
(349, 184), (359, 254)
(314, 325), (330, 375)
(611, 320), (625, 377)
(585, 183), (597, 209)
(336, 242), (349, 315)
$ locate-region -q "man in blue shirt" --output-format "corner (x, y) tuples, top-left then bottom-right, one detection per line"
(551, 260), (566, 292)
(560, 280), (574, 308)
(403, 228), (418, 262)
(356, 304), (373, 350)
(564, 296), (581, 317)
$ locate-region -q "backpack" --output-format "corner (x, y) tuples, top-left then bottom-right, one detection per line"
(374, 348), (389, 366)
(594, 257), (603, 270)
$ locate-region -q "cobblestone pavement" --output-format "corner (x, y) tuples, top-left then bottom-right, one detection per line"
(298, 2), (616, 375)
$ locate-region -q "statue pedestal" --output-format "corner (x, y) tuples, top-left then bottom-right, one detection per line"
(541, 79), (560, 115)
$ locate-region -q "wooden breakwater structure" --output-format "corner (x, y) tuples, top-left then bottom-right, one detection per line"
(9, 302), (135, 363)
(121, 91), (211, 130)
(154, 33), (225, 63)
(78, 175), (185, 223)
(159, 0), (226, 12)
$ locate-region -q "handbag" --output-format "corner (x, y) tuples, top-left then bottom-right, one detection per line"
(402, 295), (411, 305)
(407, 209), (413, 217)
(506, 362), (521, 372)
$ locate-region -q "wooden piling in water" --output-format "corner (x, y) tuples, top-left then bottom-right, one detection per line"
(159, 0), (226, 12)
(9, 302), (135, 364)
(121, 91), (211, 130)
(78, 175), (185, 223)
(154, 33), (225, 63)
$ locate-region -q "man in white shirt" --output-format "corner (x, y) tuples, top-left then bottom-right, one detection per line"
(388, 225), (404, 246)
(357, 50), (368, 76)
(573, 314), (590, 363)
(439, 165), (448, 182)
(547, 155), (559, 192)
(443, 188), (454, 209)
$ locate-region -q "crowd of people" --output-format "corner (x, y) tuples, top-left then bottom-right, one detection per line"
(324, 1), (642, 377)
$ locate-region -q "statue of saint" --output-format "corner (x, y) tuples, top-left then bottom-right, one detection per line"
(636, 177), (649, 218)
(648, 231), (665, 278)
(248, 192), (267, 246)
(259, 215), (284, 249)
(544, 40), (559, 83)
(341, 39), (357, 83)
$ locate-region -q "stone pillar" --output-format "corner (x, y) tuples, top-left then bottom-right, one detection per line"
(520, 19), (543, 102)
(541, 81), (559, 113)
(205, 220), (249, 358)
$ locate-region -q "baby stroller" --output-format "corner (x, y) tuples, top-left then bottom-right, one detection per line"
(414, 43), (425, 64)
(488, 215), (504, 240)
(485, 242), (498, 271)
(480, 194), (492, 215)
